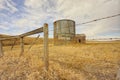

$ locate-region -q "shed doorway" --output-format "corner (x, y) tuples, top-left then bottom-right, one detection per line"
(78, 39), (81, 43)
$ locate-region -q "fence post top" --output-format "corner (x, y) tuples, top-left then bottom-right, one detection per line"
(44, 23), (48, 26)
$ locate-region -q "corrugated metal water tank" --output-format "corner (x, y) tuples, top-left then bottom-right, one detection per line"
(54, 19), (75, 45)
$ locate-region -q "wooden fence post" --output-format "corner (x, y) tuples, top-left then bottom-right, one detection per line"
(43, 23), (49, 71)
(20, 37), (24, 56)
(0, 40), (3, 57)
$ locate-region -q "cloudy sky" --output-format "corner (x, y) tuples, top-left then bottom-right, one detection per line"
(0, 0), (120, 39)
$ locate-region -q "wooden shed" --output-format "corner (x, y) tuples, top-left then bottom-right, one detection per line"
(75, 34), (86, 43)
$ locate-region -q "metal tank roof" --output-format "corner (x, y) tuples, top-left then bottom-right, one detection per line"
(54, 19), (75, 23)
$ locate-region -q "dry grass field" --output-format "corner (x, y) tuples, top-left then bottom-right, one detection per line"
(0, 41), (120, 80)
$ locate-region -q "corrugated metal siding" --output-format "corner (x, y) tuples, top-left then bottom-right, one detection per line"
(54, 19), (75, 45)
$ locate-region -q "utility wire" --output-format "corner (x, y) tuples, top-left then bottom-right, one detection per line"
(76, 13), (120, 26)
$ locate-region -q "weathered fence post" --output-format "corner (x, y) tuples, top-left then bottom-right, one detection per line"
(0, 40), (3, 57)
(43, 23), (49, 71)
(20, 37), (24, 56)
(11, 39), (17, 50)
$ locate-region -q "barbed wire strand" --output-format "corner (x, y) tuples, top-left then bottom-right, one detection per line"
(76, 13), (120, 26)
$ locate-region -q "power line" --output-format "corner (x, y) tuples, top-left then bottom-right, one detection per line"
(76, 13), (120, 26)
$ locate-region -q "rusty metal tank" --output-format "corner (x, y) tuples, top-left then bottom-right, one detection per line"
(54, 19), (75, 45)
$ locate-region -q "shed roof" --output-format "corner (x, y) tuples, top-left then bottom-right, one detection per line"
(76, 34), (86, 37)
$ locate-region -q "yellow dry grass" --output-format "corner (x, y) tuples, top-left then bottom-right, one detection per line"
(0, 41), (120, 80)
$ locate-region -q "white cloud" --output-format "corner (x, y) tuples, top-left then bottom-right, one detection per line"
(1, 0), (120, 38)
(5, 0), (18, 13)
(0, 0), (5, 9)
(0, 0), (18, 13)
(0, 13), (7, 17)
(22, 0), (120, 37)
(24, 0), (45, 9)
(0, 23), (9, 30)
(12, 0), (55, 30)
